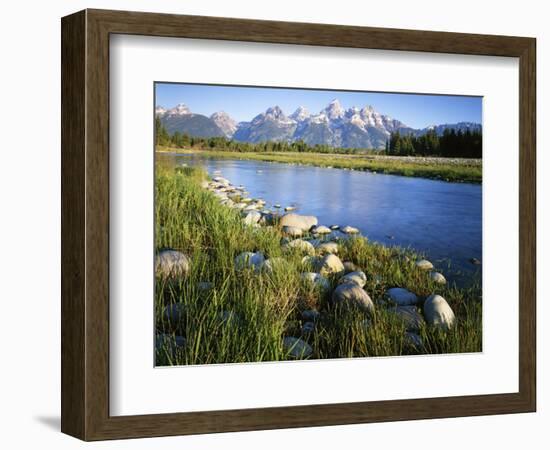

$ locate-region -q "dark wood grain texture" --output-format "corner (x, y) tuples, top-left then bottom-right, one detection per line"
(61, 8), (537, 441)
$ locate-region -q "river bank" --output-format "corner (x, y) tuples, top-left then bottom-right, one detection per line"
(155, 165), (482, 366)
(156, 146), (482, 183)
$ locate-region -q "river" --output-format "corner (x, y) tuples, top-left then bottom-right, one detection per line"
(158, 153), (482, 284)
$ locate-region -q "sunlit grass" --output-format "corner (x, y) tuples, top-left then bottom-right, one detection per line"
(155, 166), (482, 366)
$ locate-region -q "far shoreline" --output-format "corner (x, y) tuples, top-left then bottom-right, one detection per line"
(156, 146), (483, 184)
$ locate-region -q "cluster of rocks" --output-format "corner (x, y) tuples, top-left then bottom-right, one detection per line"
(155, 171), (457, 360)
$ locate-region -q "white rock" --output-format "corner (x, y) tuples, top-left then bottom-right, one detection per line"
(243, 210), (262, 225)
(234, 251), (265, 271)
(283, 337), (313, 359)
(424, 294), (456, 331)
(339, 271), (367, 288)
(301, 272), (330, 292)
(312, 225), (332, 235)
(342, 225), (360, 234)
(332, 283), (374, 314)
(282, 225), (303, 237)
(316, 242), (339, 255)
(283, 239), (315, 255)
(385, 288), (419, 306)
(416, 259), (434, 270)
(430, 271), (447, 284)
(316, 254), (345, 277)
(155, 250), (190, 278)
(280, 213), (318, 231)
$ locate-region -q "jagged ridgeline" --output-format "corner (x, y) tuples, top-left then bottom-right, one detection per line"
(155, 99), (481, 152)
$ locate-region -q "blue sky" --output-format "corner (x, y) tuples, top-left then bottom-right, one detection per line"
(155, 83), (482, 129)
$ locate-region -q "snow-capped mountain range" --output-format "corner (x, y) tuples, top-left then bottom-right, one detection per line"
(156, 100), (481, 149)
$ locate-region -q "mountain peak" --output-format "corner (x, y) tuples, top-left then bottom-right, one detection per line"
(166, 103), (192, 116)
(210, 111), (237, 137)
(323, 99), (345, 119)
(290, 106), (310, 121)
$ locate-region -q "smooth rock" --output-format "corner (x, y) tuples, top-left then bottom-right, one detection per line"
(338, 271), (367, 288)
(391, 306), (425, 332)
(331, 283), (374, 313)
(234, 251), (265, 271)
(163, 303), (186, 324)
(416, 259), (434, 270)
(316, 254), (345, 277)
(342, 225), (360, 234)
(301, 321), (315, 335)
(155, 250), (190, 278)
(282, 225), (303, 237)
(316, 242), (339, 255)
(283, 337), (313, 359)
(301, 272), (331, 292)
(302, 310), (321, 322)
(424, 294), (456, 331)
(243, 210), (262, 225)
(469, 257), (482, 265)
(312, 225), (332, 235)
(283, 239), (315, 255)
(301, 255), (319, 268)
(284, 206), (297, 212)
(404, 332), (424, 351)
(430, 271), (447, 284)
(330, 225), (340, 230)
(280, 213), (318, 231)
(385, 288), (419, 306)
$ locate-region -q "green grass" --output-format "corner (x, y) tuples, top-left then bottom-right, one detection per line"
(157, 146), (482, 183)
(155, 166), (482, 366)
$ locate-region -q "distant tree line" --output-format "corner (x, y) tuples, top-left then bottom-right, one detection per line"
(156, 116), (482, 158)
(387, 128), (482, 158)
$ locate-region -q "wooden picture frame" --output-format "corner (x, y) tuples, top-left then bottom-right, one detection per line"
(61, 8), (536, 441)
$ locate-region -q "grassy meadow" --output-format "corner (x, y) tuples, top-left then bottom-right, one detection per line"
(156, 146), (482, 183)
(155, 165), (482, 366)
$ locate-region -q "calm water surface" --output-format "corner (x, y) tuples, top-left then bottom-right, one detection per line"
(158, 153), (482, 283)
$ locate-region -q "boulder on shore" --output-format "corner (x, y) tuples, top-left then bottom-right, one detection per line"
(424, 294), (456, 331)
(338, 271), (367, 288)
(282, 225), (303, 237)
(243, 210), (262, 225)
(342, 225), (360, 234)
(385, 287), (419, 306)
(430, 271), (447, 284)
(316, 242), (339, 255)
(155, 250), (190, 278)
(284, 239), (315, 255)
(301, 272), (330, 292)
(331, 283), (374, 314)
(391, 306), (425, 332)
(234, 251), (265, 271)
(280, 213), (318, 231)
(312, 225), (332, 235)
(416, 259), (434, 270)
(315, 254), (345, 277)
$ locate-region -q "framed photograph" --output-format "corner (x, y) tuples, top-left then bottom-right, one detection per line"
(61, 9), (536, 441)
